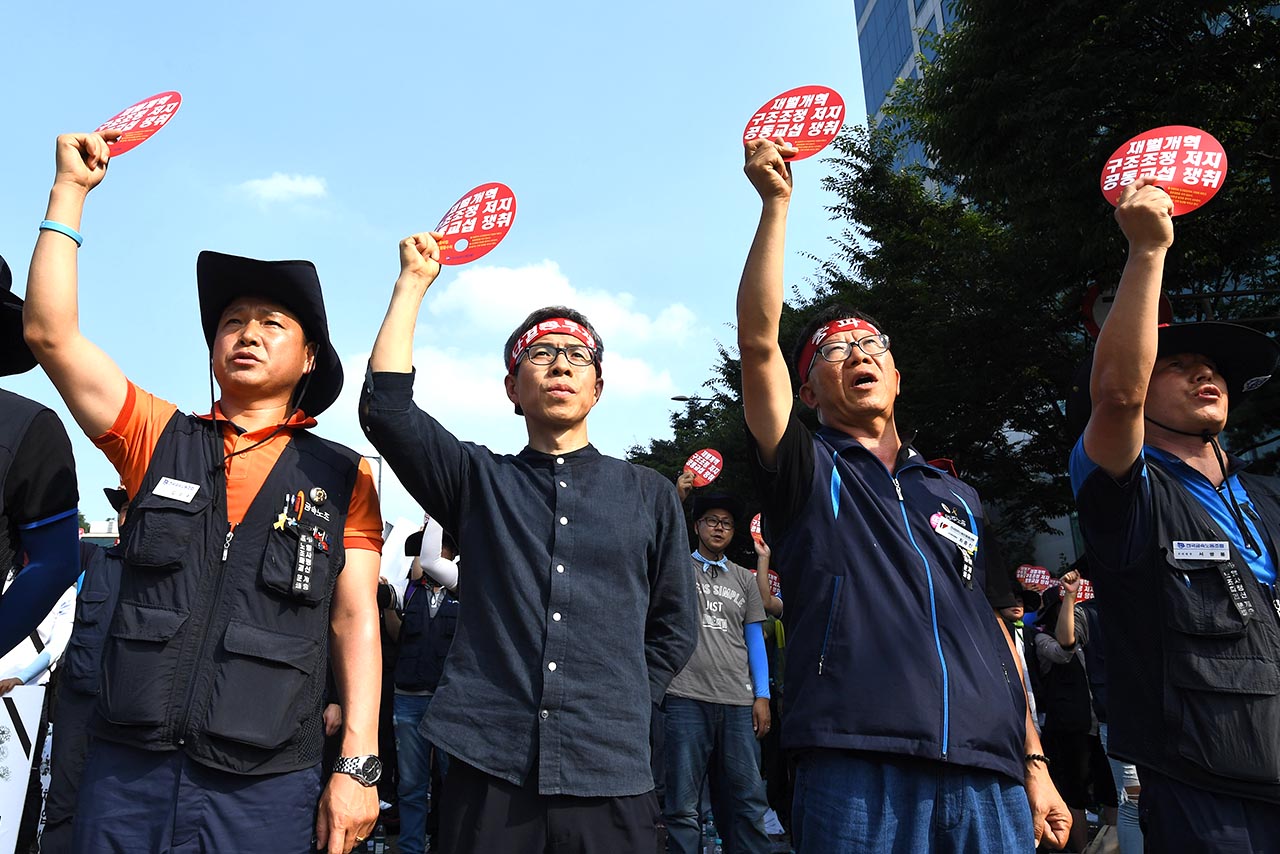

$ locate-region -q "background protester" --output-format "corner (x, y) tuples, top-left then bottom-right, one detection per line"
(735, 135), (1070, 852)
(1029, 572), (1117, 852)
(24, 130), (385, 854)
(41, 487), (128, 854)
(361, 230), (697, 854)
(0, 252), (80, 659)
(1071, 176), (1280, 852)
(993, 579), (1043, 732)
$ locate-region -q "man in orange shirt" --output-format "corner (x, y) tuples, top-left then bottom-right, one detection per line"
(24, 130), (384, 854)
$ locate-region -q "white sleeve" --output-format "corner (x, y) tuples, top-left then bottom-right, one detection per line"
(422, 557), (459, 591)
(419, 516), (445, 561)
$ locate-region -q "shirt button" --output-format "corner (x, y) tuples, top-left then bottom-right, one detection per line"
(556, 457), (565, 465)
(559, 481), (567, 488)
(553, 612), (562, 621)
(541, 710), (549, 719)
(548, 661), (557, 672)
(556, 565), (565, 573)
(560, 516), (568, 525)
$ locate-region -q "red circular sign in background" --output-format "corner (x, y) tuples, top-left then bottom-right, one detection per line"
(95, 92), (183, 156)
(683, 448), (724, 488)
(743, 85), (846, 161)
(435, 182), (517, 265)
(1100, 125), (1227, 216)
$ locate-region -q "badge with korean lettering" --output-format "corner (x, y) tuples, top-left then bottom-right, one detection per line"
(931, 505), (977, 588)
(743, 85), (846, 161)
(95, 92), (183, 156)
(153, 476), (199, 503)
(1100, 125), (1227, 216)
(435, 182), (517, 265)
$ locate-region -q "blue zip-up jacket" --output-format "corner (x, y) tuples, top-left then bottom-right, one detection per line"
(752, 414), (1026, 783)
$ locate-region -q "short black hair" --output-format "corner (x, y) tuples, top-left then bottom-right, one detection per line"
(504, 306), (604, 416)
(790, 303), (888, 380)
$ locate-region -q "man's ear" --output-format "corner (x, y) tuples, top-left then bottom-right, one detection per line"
(303, 342), (318, 375)
(593, 377), (603, 404)
(797, 381), (818, 410)
(504, 372), (523, 416)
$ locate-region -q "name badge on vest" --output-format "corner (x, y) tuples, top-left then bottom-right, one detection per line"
(1172, 540), (1230, 561)
(931, 510), (977, 588)
(153, 477), (200, 503)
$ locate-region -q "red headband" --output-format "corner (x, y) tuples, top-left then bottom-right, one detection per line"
(508, 318), (599, 373)
(798, 317), (881, 383)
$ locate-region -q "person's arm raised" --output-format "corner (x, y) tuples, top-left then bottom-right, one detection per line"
(24, 132), (130, 438)
(368, 232), (443, 374)
(1083, 177), (1175, 479)
(737, 138), (798, 468)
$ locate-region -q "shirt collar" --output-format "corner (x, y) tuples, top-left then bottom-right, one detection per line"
(1146, 443), (1250, 478)
(517, 443), (601, 466)
(816, 426), (924, 470)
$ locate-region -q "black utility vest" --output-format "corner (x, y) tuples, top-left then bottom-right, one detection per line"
(63, 543), (124, 697)
(1094, 459), (1280, 803)
(94, 412), (358, 775)
(393, 582), (459, 693)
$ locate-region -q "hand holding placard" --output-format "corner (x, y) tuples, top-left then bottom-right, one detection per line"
(683, 449), (724, 488)
(94, 92), (182, 156)
(1100, 125), (1227, 216)
(743, 86), (846, 161)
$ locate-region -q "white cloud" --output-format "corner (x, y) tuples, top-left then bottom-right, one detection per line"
(237, 172), (328, 205)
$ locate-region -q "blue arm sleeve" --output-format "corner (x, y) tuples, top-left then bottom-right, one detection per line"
(0, 511), (81, 657)
(745, 621), (770, 699)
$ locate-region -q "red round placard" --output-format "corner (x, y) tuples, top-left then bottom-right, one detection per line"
(683, 448), (724, 488)
(750, 513), (763, 546)
(743, 85), (846, 161)
(1100, 125), (1227, 216)
(435, 182), (517, 265)
(95, 92), (182, 155)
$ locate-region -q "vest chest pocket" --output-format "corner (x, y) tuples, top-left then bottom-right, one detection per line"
(100, 602), (189, 725)
(124, 491), (213, 570)
(203, 620), (320, 750)
(1161, 550), (1280, 782)
(65, 588), (113, 692)
(262, 525), (331, 605)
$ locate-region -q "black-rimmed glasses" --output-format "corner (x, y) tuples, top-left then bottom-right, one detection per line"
(521, 343), (598, 368)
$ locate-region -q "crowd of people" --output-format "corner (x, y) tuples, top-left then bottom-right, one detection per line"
(1, 128), (1277, 854)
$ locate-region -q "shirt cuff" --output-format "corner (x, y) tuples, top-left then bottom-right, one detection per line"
(362, 365), (417, 410)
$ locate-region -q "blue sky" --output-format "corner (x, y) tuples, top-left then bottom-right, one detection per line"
(2, 1), (867, 532)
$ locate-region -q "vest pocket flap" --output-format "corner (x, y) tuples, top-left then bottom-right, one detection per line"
(125, 490), (213, 569)
(223, 621), (319, 673)
(1161, 553), (1250, 637)
(80, 589), (111, 603)
(1169, 652), (1280, 695)
(110, 602), (189, 642)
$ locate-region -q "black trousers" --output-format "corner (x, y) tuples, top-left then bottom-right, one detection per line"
(1139, 769), (1280, 854)
(438, 759), (659, 854)
(40, 688), (96, 854)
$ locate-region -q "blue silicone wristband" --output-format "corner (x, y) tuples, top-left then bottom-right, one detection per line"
(39, 220), (83, 247)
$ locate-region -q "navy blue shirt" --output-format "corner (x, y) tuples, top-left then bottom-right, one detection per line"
(359, 368), (697, 796)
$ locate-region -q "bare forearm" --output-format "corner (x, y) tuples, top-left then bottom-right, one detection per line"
(330, 605), (381, 755)
(26, 184), (89, 349)
(1055, 600), (1078, 649)
(369, 282), (428, 374)
(1092, 247), (1167, 406)
(736, 202), (789, 352)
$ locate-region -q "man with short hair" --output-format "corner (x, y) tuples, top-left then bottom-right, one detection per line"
(735, 137), (1070, 852)
(1071, 176), (1280, 850)
(360, 231), (698, 853)
(662, 492), (771, 854)
(24, 130), (384, 854)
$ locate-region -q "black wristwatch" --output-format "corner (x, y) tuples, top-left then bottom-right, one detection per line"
(333, 754), (382, 786)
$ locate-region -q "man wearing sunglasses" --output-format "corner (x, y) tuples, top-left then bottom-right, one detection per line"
(360, 231), (698, 854)
(734, 137), (1070, 853)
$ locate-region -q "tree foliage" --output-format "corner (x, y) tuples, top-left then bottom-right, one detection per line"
(629, 1), (1280, 559)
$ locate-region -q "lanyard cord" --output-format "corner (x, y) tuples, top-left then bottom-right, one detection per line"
(205, 366), (313, 480)
(1144, 416), (1259, 554)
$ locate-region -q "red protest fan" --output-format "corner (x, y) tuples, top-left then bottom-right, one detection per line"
(743, 85), (846, 161)
(95, 91), (183, 155)
(1100, 125), (1227, 216)
(750, 513), (763, 547)
(435, 182), (517, 265)
(683, 448), (724, 489)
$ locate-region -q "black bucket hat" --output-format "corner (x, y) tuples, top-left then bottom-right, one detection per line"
(690, 493), (745, 523)
(0, 254), (37, 377)
(196, 251), (343, 416)
(103, 487), (129, 513)
(1066, 321), (1279, 438)
(992, 578), (1042, 613)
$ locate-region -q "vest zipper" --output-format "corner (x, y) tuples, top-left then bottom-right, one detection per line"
(892, 471), (951, 761)
(176, 522), (234, 743)
(818, 576), (843, 675)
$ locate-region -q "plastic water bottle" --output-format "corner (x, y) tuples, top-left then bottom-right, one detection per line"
(712, 838), (724, 854)
(372, 823), (386, 853)
(701, 819), (716, 853)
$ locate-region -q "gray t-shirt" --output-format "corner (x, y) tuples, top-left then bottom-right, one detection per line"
(667, 555), (767, 706)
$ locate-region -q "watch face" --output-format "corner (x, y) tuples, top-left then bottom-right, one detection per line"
(361, 756), (382, 781)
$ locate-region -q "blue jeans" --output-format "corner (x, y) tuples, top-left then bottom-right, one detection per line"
(791, 751), (1033, 854)
(663, 696), (770, 854)
(1099, 723), (1142, 854)
(394, 693), (450, 854)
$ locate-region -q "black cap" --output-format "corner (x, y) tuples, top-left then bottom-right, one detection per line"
(196, 251), (343, 416)
(0, 253), (37, 377)
(690, 493), (745, 523)
(103, 487), (129, 513)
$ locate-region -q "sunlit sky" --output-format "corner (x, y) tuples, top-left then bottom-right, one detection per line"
(2, 1), (868, 536)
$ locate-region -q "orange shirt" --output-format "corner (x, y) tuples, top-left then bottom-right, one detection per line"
(94, 382), (383, 552)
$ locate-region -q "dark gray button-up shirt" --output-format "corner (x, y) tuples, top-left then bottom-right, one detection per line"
(359, 369), (697, 796)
